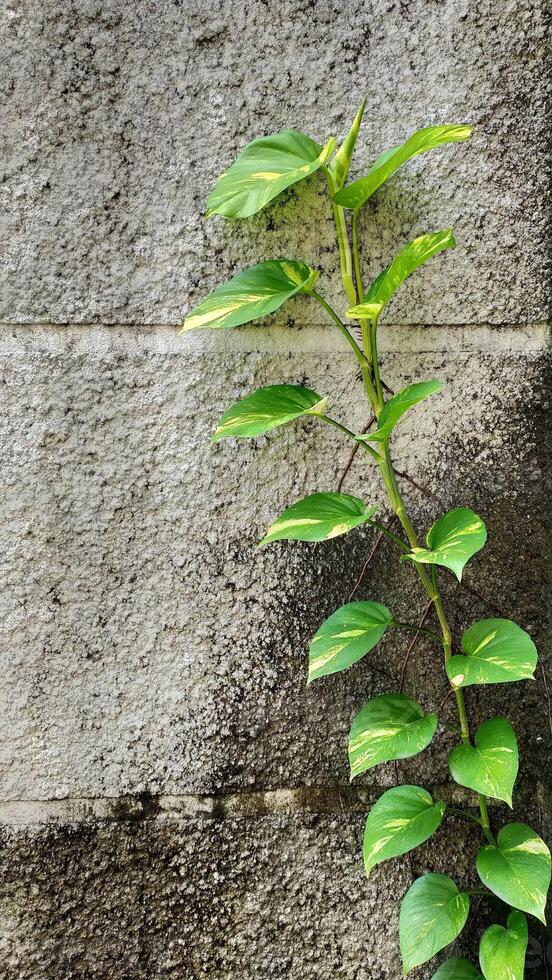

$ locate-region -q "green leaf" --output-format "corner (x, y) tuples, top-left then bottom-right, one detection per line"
(448, 718), (518, 807)
(333, 124), (472, 210)
(259, 492), (377, 546)
(363, 785), (445, 877)
(432, 959), (482, 980)
(447, 618), (538, 689)
(182, 259), (318, 332)
(329, 97), (367, 189)
(400, 873), (470, 974)
(212, 384), (327, 442)
(206, 129), (336, 219)
(348, 693), (437, 779)
(404, 507), (487, 582)
(347, 230), (456, 320)
(476, 823), (551, 923)
(479, 910), (528, 980)
(356, 381), (443, 444)
(308, 601), (392, 683)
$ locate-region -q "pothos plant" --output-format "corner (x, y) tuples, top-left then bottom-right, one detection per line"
(183, 100), (550, 977)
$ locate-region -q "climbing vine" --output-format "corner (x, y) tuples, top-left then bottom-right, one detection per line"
(183, 100), (550, 977)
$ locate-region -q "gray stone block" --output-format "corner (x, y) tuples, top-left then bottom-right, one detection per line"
(1, 0), (549, 325)
(1, 327), (549, 801)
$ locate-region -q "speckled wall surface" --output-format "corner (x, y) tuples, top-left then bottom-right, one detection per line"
(0, 1), (550, 977)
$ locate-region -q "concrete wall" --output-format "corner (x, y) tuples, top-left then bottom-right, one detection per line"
(1, 1), (550, 977)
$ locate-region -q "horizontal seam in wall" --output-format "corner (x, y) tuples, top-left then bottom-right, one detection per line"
(0, 784), (526, 828)
(0, 322), (549, 356)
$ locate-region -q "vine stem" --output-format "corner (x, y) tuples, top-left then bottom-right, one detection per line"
(310, 290), (378, 409)
(338, 198), (497, 847)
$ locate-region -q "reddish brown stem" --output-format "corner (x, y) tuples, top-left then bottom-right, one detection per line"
(399, 599), (434, 693)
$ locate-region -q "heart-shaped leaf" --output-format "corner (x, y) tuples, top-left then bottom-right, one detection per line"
(212, 384), (327, 442)
(400, 873), (470, 974)
(449, 718), (518, 807)
(329, 97), (367, 189)
(476, 823), (551, 923)
(348, 693), (437, 779)
(259, 492), (377, 546)
(333, 124), (472, 210)
(206, 129), (336, 219)
(363, 785), (445, 877)
(347, 231), (456, 320)
(479, 910), (528, 980)
(432, 960), (482, 980)
(356, 381), (443, 444)
(182, 259), (318, 332)
(308, 601), (392, 683)
(447, 618), (538, 689)
(404, 507), (487, 581)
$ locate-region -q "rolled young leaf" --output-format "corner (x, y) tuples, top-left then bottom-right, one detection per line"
(333, 124), (472, 210)
(431, 960), (482, 980)
(348, 693), (437, 778)
(400, 873), (470, 974)
(182, 259), (318, 332)
(363, 785), (445, 877)
(448, 717), (518, 807)
(259, 492), (377, 546)
(447, 618), (538, 689)
(212, 384), (327, 442)
(329, 96), (367, 189)
(404, 507), (487, 581)
(308, 601), (392, 683)
(476, 823), (551, 923)
(479, 910), (528, 980)
(356, 381), (443, 444)
(347, 230), (456, 320)
(206, 130), (336, 218)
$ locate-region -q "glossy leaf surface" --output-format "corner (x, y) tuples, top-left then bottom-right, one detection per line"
(476, 823), (551, 923)
(449, 717), (518, 807)
(400, 873), (470, 974)
(212, 384), (326, 442)
(308, 601), (392, 683)
(432, 960), (482, 980)
(357, 381), (442, 444)
(479, 910), (527, 980)
(347, 230), (455, 320)
(206, 130), (335, 218)
(447, 618), (538, 689)
(348, 694), (437, 779)
(259, 492), (377, 546)
(363, 785), (445, 877)
(329, 97), (367, 189)
(183, 260), (318, 332)
(404, 507), (487, 581)
(333, 124), (472, 209)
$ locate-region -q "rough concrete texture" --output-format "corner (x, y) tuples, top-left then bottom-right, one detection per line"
(1, 0), (552, 978)
(0, 0), (550, 325)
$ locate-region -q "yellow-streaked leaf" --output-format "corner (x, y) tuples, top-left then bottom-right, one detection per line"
(259, 492), (377, 546)
(348, 693), (437, 779)
(403, 507), (487, 582)
(363, 785), (445, 877)
(347, 231), (455, 320)
(400, 873), (470, 975)
(206, 130), (335, 219)
(182, 260), (318, 332)
(476, 823), (551, 924)
(356, 381), (442, 444)
(333, 124), (472, 210)
(447, 618), (538, 689)
(449, 717), (518, 807)
(212, 385), (326, 442)
(308, 600), (392, 682)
